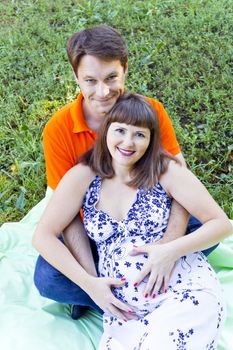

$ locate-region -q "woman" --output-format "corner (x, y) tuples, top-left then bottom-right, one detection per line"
(33, 93), (232, 349)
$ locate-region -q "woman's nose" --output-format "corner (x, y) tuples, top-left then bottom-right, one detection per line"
(122, 134), (134, 148)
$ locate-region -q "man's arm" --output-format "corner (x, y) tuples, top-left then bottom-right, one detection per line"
(149, 99), (190, 239)
(161, 152), (189, 243)
(62, 214), (97, 277)
(161, 201), (189, 243)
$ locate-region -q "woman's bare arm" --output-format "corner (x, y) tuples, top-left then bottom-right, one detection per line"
(32, 164), (133, 319)
(131, 161), (232, 295)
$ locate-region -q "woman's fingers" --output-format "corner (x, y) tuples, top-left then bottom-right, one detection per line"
(143, 272), (158, 296)
(161, 273), (170, 293)
(99, 277), (135, 319)
(106, 296), (135, 320)
(133, 266), (150, 287)
(111, 278), (126, 288)
(104, 299), (136, 320)
(112, 294), (134, 313)
(107, 304), (129, 321)
(151, 275), (164, 295)
(121, 310), (139, 320)
(129, 244), (149, 256)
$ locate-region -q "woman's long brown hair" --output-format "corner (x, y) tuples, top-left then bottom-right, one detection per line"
(80, 93), (177, 190)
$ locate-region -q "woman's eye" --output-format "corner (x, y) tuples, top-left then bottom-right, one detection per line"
(136, 132), (145, 138)
(115, 128), (125, 134)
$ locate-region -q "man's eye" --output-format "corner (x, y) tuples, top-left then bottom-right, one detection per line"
(107, 75), (117, 81)
(86, 79), (95, 83)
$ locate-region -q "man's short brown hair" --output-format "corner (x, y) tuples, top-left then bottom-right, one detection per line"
(66, 24), (128, 75)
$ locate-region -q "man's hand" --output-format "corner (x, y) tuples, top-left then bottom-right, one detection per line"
(87, 277), (137, 321)
(129, 241), (179, 296)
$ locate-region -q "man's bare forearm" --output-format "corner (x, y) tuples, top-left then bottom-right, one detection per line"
(161, 200), (190, 243)
(160, 152), (189, 243)
(62, 214), (97, 277)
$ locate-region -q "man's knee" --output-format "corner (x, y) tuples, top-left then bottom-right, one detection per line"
(34, 255), (62, 298)
(33, 255), (90, 305)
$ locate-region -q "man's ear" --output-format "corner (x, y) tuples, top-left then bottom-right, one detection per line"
(124, 61), (128, 74)
(72, 69), (79, 84)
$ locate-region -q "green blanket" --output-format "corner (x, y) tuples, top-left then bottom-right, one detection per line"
(0, 196), (232, 349)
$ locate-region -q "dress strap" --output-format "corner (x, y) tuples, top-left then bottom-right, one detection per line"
(83, 175), (101, 208)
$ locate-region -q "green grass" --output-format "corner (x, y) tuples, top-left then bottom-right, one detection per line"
(0, 0), (232, 224)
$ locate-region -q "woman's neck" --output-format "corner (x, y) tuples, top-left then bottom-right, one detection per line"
(112, 165), (132, 184)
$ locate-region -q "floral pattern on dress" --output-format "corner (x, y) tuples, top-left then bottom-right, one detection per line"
(82, 176), (226, 350)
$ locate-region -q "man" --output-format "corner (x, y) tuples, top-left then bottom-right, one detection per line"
(34, 24), (216, 319)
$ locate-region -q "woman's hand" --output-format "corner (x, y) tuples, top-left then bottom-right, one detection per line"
(86, 276), (137, 320)
(129, 242), (178, 296)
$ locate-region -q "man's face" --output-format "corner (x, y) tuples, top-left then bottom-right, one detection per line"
(76, 55), (127, 121)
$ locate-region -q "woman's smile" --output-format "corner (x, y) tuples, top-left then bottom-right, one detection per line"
(107, 122), (151, 169)
(116, 147), (135, 157)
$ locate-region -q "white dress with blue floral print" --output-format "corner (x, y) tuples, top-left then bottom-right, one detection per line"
(82, 176), (225, 350)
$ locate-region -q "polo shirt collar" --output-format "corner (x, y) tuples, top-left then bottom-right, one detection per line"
(71, 93), (92, 133)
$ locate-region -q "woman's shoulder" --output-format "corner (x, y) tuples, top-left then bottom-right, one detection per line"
(159, 160), (186, 196)
(58, 163), (96, 194)
(71, 163), (95, 177)
(160, 159), (202, 197)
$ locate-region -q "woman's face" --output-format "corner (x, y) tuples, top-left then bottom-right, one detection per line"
(106, 122), (151, 170)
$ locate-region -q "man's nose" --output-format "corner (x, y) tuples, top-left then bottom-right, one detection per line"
(96, 82), (110, 98)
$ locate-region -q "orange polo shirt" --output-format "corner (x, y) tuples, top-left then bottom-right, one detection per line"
(43, 93), (180, 190)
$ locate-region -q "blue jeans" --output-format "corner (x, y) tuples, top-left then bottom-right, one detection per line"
(33, 217), (218, 308)
(34, 237), (102, 314)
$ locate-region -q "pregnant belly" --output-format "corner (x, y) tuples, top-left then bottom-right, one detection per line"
(98, 242), (159, 316)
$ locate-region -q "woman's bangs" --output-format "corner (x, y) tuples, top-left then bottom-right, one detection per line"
(110, 102), (155, 129)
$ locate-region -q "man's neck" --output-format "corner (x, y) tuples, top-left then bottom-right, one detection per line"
(82, 100), (103, 132)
